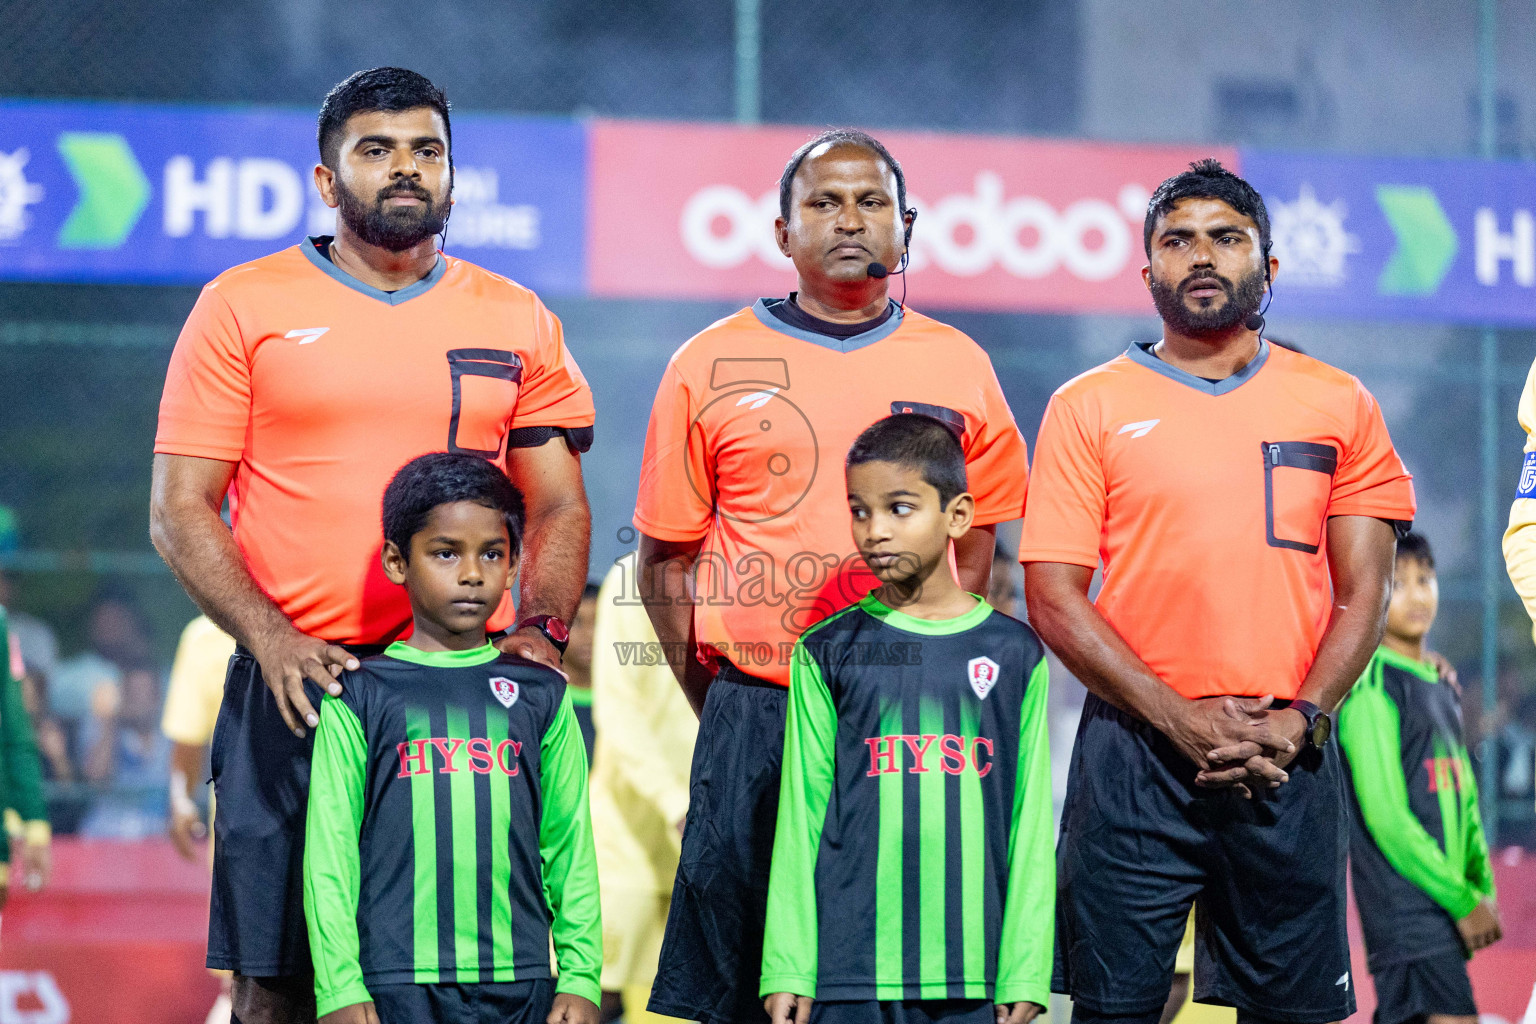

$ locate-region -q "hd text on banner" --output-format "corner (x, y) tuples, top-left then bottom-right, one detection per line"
(0, 100), (587, 293)
(1242, 148), (1536, 328)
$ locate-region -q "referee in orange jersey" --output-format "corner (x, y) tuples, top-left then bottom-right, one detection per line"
(151, 69), (594, 1024)
(635, 130), (1031, 1024)
(1022, 161), (1416, 1024)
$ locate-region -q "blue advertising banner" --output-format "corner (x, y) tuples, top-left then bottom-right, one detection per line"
(1242, 148), (1536, 327)
(0, 101), (587, 293)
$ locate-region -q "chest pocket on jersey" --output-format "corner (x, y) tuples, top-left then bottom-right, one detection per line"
(447, 349), (522, 458)
(1262, 441), (1338, 554)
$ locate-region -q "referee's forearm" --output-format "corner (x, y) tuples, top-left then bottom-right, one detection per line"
(638, 533), (712, 715)
(1297, 516), (1395, 713)
(149, 460), (294, 652)
(1024, 561), (1182, 730)
(517, 492), (592, 623)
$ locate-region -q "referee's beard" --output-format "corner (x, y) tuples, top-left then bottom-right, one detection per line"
(335, 177), (449, 252)
(1149, 265), (1266, 337)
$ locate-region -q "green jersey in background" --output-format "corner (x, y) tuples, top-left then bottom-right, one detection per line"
(1338, 646), (1495, 971)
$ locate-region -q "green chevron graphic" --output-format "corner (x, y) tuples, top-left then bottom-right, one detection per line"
(1375, 185), (1457, 296)
(56, 132), (150, 249)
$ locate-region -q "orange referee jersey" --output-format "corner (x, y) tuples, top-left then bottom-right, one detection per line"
(633, 299), (1029, 686)
(1020, 340), (1415, 700)
(155, 238), (594, 645)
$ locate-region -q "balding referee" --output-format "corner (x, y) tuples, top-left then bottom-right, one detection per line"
(635, 129), (1030, 1024)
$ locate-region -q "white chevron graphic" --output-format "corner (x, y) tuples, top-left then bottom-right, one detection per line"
(735, 387), (780, 410)
(1117, 419), (1160, 439)
(284, 327), (331, 345)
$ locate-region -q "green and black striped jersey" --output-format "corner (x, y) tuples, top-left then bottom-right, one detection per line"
(761, 595), (1053, 1006)
(303, 642), (600, 1017)
(1338, 646), (1495, 970)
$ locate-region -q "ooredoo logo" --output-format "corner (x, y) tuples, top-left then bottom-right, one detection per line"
(679, 172), (1152, 282)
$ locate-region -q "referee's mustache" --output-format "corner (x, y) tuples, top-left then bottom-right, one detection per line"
(1179, 271), (1232, 297)
(377, 181), (435, 205)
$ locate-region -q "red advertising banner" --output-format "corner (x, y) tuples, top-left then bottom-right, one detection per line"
(588, 119), (1238, 314)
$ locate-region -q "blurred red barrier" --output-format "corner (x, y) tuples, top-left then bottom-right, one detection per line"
(0, 837), (219, 1024)
(1348, 847), (1536, 1023)
(0, 838), (1530, 1023)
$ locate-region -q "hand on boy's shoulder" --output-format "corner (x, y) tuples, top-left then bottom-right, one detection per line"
(492, 649), (571, 687)
(319, 1000), (379, 1024)
(546, 993), (599, 1024)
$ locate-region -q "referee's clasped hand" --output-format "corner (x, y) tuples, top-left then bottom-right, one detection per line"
(994, 1002), (1043, 1024)
(764, 992), (811, 1024)
(1163, 695), (1297, 799)
(252, 626), (360, 738)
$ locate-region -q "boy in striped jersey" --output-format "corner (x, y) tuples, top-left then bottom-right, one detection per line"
(304, 453), (601, 1024)
(761, 415), (1053, 1024)
(1337, 532), (1498, 1024)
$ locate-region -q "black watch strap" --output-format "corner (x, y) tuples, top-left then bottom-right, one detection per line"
(1290, 699), (1332, 750)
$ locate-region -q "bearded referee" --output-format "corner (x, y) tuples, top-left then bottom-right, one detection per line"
(635, 130), (1031, 1024)
(1023, 160), (1416, 1024)
(151, 68), (594, 1024)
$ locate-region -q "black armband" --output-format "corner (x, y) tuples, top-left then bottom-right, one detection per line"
(507, 425), (595, 454)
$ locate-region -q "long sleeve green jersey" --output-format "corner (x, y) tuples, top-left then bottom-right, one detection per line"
(303, 642), (601, 1018)
(0, 607), (48, 856)
(1337, 645), (1494, 971)
(761, 595), (1053, 1006)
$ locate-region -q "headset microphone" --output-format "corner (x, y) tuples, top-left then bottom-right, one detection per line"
(867, 262), (890, 279)
(1245, 253), (1274, 334)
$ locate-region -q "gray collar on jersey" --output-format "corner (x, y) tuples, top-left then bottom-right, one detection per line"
(1126, 338), (1271, 396)
(750, 297), (905, 353)
(301, 236), (447, 306)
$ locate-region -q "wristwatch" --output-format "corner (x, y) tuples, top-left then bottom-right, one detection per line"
(517, 614), (570, 657)
(1289, 699), (1333, 750)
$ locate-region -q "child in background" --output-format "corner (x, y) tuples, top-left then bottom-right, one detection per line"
(1338, 532), (1498, 1024)
(304, 453), (600, 1024)
(762, 414), (1053, 1024)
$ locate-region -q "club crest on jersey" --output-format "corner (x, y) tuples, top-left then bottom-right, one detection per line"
(1518, 452), (1536, 499)
(489, 676), (518, 709)
(967, 657), (1000, 700)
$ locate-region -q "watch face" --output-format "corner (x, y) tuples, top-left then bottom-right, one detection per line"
(542, 617), (570, 644)
(1311, 713), (1333, 748)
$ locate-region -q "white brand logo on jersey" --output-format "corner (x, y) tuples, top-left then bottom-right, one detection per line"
(735, 387), (780, 410)
(967, 657), (1000, 700)
(1117, 419), (1159, 439)
(285, 327), (330, 344)
(489, 676), (518, 708)
(1112, 417), (1155, 439)
(1335, 972), (1349, 990)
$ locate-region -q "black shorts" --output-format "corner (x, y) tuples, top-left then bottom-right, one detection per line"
(649, 663), (788, 1024)
(808, 1000), (992, 1024)
(1371, 952), (1476, 1024)
(209, 645), (379, 976)
(370, 978), (554, 1024)
(1053, 693), (1354, 1024)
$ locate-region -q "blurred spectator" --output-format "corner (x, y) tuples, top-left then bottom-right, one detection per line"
(78, 662), (170, 839)
(0, 572), (70, 782)
(159, 614), (235, 1024)
(589, 552), (698, 1024)
(989, 542), (1021, 616)
(161, 615), (234, 861)
(565, 582), (601, 764)
(0, 605), (51, 910)
(51, 592), (157, 728)
(1491, 688), (1536, 848)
